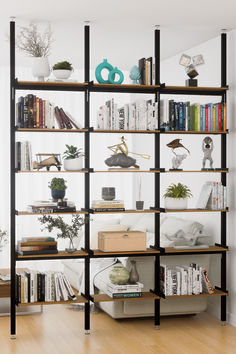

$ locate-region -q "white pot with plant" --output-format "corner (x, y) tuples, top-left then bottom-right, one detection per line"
(52, 61), (73, 79)
(63, 145), (84, 171)
(163, 183), (192, 210)
(136, 177), (144, 210)
(16, 23), (53, 81)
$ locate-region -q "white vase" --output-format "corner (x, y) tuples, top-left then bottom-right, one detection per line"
(32, 57), (50, 81)
(164, 197), (188, 210)
(53, 70), (72, 80)
(64, 158), (83, 171)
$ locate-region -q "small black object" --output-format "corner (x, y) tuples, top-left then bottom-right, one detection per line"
(169, 169), (183, 171)
(185, 79), (198, 87)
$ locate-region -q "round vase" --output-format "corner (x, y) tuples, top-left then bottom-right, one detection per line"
(109, 265), (130, 285)
(51, 189), (65, 200)
(64, 158), (83, 171)
(164, 197), (188, 210)
(32, 57), (50, 81)
(53, 69), (72, 80)
(102, 187), (115, 201)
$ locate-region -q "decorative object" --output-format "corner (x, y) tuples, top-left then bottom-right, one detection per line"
(179, 53), (204, 87)
(167, 139), (190, 170)
(163, 183), (192, 210)
(109, 265), (130, 285)
(48, 177), (67, 200)
(38, 214), (89, 253)
(105, 136), (150, 169)
(102, 187), (116, 201)
(33, 153), (62, 171)
(16, 23), (53, 81)
(52, 61), (73, 80)
(202, 137), (214, 170)
(136, 177), (144, 210)
(95, 59), (124, 84)
(0, 228), (8, 252)
(129, 65), (141, 84)
(129, 260), (139, 284)
(63, 145), (84, 171)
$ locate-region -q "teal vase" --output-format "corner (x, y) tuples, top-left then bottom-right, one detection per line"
(95, 59), (114, 84)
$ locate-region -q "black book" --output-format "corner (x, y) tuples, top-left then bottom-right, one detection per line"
(53, 206), (76, 213)
(18, 249), (58, 256)
(24, 271), (31, 302)
(169, 100), (175, 130)
(23, 95), (29, 128)
(93, 208), (125, 212)
(27, 94), (34, 128)
(37, 273), (42, 302)
(138, 58), (146, 85)
(16, 273), (21, 304)
(41, 273), (45, 302)
(15, 142), (21, 170)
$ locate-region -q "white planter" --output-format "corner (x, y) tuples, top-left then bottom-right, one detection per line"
(164, 197), (188, 210)
(32, 57), (50, 81)
(64, 158), (83, 171)
(53, 70), (72, 79)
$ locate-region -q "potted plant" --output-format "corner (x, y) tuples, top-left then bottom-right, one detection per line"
(136, 177), (144, 210)
(63, 145), (84, 170)
(0, 228), (8, 252)
(52, 61), (73, 80)
(48, 177), (67, 200)
(16, 23), (53, 81)
(163, 183), (192, 210)
(38, 215), (89, 253)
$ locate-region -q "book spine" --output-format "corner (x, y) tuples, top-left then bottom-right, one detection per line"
(218, 103), (222, 131)
(205, 105), (208, 131)
(223, 103), (227, 131)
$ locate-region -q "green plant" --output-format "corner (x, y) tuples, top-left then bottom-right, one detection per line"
(48, 178), (67, 190)
(63, 145), (84, 160)
(52, 61), (73, 71)
(163, 183), (192, 199)
(38, 215), (89, 249)
(0, 228), (8, 247)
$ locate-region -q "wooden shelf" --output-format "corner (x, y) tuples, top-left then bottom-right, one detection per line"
(16, 250), (88, 260)
(90, 83), (160, 94)
(92, 209), (160, 214)
(16, 170), (88, 173)
(92, 129), (160, 134)
(165, 288), (228, 299)
(164, 209), (228, 213)
(93, 248), (160, 257)
(94, 170), (160, 173)
(165, 169), (228, 173)
(164, 245), (228, 254)
(161, 130), (228, 135)
(92, 292), (160, 302)
(15, 80), (88, 92)
(161, 86), (228, 96)
(16, 128), (87, 133)
(17, 295), (88, 306)
(17, 210), (88, 216)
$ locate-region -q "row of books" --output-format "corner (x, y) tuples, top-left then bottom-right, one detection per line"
(16, 270), (77, 303)
(160, 263), (214, 296)
(15, 141), (32, 171)
(91, 200), (125, 212)
(27, 200), (76, 214)
(197, 182), (227, 210)
(106, 282), (144, 299)
(16, 94), (81, 129)
(138, 57), (155, 85)
(160, 99), (227, 131)
(97, 99), (158, 130)
(17, 237), (58, 256)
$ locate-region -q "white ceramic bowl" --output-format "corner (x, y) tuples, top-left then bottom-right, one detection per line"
(164, 197), (188, 210)
(53, 69), (72, 79)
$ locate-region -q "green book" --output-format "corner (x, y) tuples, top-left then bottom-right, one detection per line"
(190, 104), (195, 131)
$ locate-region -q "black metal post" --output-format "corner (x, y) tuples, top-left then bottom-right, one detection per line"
(84, 23), (90, 334)
(10, 20), (16, 338)
(221, 33), (227, 87)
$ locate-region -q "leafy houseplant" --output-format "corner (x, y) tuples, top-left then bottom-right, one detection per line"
(163, 183), (192, 210)
(63, 145), (84, 171)
(38, 215), (89, 253)
(48, 177), (67, 200)
(52, 61), (73, 80)
(0, 228), (8, 252)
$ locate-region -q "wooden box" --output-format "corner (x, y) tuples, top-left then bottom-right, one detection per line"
(98, 231), (146, 252)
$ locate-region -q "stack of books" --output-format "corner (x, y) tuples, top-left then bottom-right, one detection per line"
(97, 98), (158, 131)
(16, 270), (76, 303)
(27, 200), (76, 213)
(17, 237), (58, 256)
(15, 141), (32, 171)
(160, 99), (227, 132)
(138, 57), (155, 85)
(160, 263), (214, 296)
(106, 282), (144, 299)
(196, 182), (227, 210)
(91, 200), (125, 212)
(16, 94), (81, 130)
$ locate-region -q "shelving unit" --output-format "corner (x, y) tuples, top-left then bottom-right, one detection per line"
(10, 20), (228, 337)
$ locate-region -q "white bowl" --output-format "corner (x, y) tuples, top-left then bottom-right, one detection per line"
(164, 197), (188, 210)
(53, 69), (72, 79)
(64, 158), (83, 171)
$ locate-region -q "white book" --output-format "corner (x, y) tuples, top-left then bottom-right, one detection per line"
(30, 271), (35, 303)
(114, 104), (119, 130)
(176, 271), (181, 296)
(58, 273), (68, 301)
(129, 104), (136, 130)
(62, 274), (76, 300)
(199, 267), (203, 293)
(196, 182), (213, 209)
(124, 104), (129, 130)
(97, 107), (104, 129)
(107, 282), (143, 290)
(223, 186), (227, 209)
(54, 274), (60, 301)
(50, 103), (55, 129)
(147, 101), (153, 130)
(44, 100), (50, 128)
(167, 269), (172, 296)
(152, 102), (158, 129)
(24, 275), (28, 303)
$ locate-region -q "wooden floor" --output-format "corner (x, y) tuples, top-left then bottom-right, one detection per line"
(0, 306), (236, 354)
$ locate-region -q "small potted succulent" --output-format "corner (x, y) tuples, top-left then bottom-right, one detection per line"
(52, 61), (73, 79)
(48, 177), (67, 200)
(163, 183), (192, 210)
(63, 145), (84, 171)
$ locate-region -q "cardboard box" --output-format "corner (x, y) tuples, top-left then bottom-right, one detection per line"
(98, 231), (146, 252)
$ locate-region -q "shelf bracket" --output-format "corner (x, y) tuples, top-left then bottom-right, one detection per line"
(81, 293), (94, 302)
(215, 286), (228, 294)
(150, 245), (165, 254)
(215, 243), (228, 249)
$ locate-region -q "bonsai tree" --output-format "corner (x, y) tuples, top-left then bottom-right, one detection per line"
(163, 183), (192, 199)
(48, 177), (67, 191)
(52, 61), (73, 71)
(38, 215), (89, 252)
(63, 145), (84, 160)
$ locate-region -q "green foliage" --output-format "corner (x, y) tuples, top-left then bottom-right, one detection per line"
(163, 183), (192, 199)
(63, 145), (84, 160)
(38, 215), (89, 243)
(52, 61), (73, 70)
(0, 228), (8, 246)
(48, 177), (67, 190)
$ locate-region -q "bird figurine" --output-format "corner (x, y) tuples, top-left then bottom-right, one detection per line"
(167, 139), (190, 155)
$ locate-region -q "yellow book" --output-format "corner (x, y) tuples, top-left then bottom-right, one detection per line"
(223, 103), (227, 131)
(212, 105), (216, 131)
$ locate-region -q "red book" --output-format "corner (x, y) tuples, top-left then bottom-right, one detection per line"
(54, 106), (65, 129)
(218, 103), (221, 131)
(42, 100), (45, 129)
(59, 108), (73, 129)
(205, 105), (208, 131)
(39, 98), (43, 128)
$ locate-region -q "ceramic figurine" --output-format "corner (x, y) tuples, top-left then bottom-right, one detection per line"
(202, 136), (214, 169)
(95, 59), (124, 84)
(172, 153), (187, 169)
(167, 139), (190, 170)
(129, 65), (141, 84)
